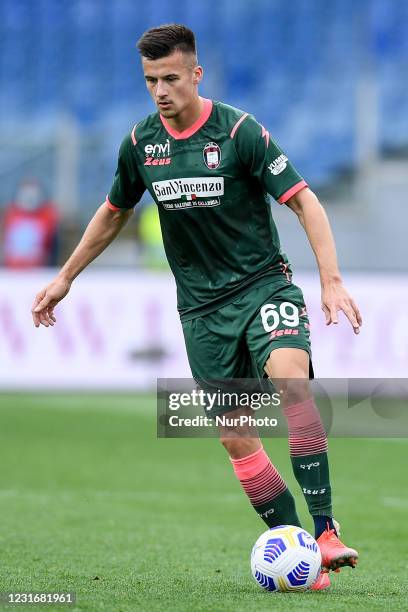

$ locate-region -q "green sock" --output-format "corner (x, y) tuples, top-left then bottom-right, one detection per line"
(290, 452), (333, 516)
(254, 489), (302, 529)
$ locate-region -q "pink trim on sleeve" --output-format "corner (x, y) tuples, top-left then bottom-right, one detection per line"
(106, 196), (121, 211)
(131, 125), (137, 146)
(230, 112), (249, 139)
(160, 98), (213, 140)
(261, 125), (270, 147)
(278, 180), (308, 204)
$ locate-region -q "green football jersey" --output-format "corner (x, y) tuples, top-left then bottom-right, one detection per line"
(107, 98), (307, 321)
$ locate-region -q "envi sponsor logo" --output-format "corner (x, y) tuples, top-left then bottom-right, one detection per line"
(152, 177), (224, 202)
(144, 139), (170, 157)
(144, 139), (171, 166)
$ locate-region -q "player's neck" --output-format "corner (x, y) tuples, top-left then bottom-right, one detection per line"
(163, 96), (204, 133)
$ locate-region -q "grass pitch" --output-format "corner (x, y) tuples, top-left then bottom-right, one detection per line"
(0, 393), (407, 611)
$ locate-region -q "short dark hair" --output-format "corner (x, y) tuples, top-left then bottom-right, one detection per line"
(137, 24), (197, 60)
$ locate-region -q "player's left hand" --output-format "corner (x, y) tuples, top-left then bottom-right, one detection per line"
(321, 281), (362, 335)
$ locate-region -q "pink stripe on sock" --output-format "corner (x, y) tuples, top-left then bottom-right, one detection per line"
(288, 440), (327, 455)
(231, 447), (287, 507)
(230, 446), (269, 480)
(284, 399), (328, 456)
(242, 465), (287, 505)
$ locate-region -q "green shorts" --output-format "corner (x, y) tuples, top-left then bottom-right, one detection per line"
(181, 279), (313, 415)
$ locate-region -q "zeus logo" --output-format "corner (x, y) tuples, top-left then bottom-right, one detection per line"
(144, 139), (170, 157)
(145, 157), (171, 166)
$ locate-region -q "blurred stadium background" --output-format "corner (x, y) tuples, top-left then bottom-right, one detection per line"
(0, 0), (407, 387)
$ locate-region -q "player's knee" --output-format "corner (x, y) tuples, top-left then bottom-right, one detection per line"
(219, 434), (260, 459)
(219, 435), (240, 456)
(264, 349), (310, 402)
(278, 378), (310, 407)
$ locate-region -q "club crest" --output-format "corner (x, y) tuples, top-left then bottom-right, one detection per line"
(203, 142), (221, 169)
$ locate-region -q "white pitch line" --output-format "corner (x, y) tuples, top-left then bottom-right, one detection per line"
(382, 497), (408, 508)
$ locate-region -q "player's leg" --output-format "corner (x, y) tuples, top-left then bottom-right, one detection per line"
(218, 407), (301, 529)
(245, 280), (336, 536)
(264, 347), (336, 538)
(246, 281), (358, 572)
(264, 349), (334, 589)
(264, 347), (358, 571)
(181, 306), (301, 530)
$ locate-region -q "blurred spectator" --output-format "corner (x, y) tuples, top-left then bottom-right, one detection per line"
(1, 179), (59, 268)
(138, 202), (168, 270)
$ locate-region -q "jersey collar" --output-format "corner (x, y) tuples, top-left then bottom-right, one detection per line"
(160, 98), (213, 140)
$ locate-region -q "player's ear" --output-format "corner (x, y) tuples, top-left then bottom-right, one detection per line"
(193, 65), (203, 85)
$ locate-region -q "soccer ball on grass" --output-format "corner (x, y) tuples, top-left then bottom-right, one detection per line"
(251, 525), (321, 592)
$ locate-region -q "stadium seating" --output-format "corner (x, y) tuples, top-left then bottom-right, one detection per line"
(0, 0), (407, 201)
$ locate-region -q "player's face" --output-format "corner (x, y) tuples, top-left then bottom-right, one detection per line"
(142, 51), (203, 119)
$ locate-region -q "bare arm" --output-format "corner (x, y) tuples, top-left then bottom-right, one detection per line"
(285, 187), (362, 334)
(32, 203), (134, 327)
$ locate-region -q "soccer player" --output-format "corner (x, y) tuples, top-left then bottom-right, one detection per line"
(32, 24), (361, 590)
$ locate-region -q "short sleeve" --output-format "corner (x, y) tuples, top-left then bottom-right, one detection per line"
(232, 114), (307, 204)
(107, 133), (145, 210)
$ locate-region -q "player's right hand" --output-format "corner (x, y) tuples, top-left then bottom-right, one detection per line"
(31, 276), (72, 328)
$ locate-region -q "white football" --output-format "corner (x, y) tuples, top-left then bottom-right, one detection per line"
(251, 525), (321, 592)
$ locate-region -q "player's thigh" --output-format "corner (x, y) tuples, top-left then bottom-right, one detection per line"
(181, 311), (252, 383)
(182, 309), (258, 419)
(246, 281), (313, 379)
(265, 347), (309, 379)
(265, 347), (311, 406)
